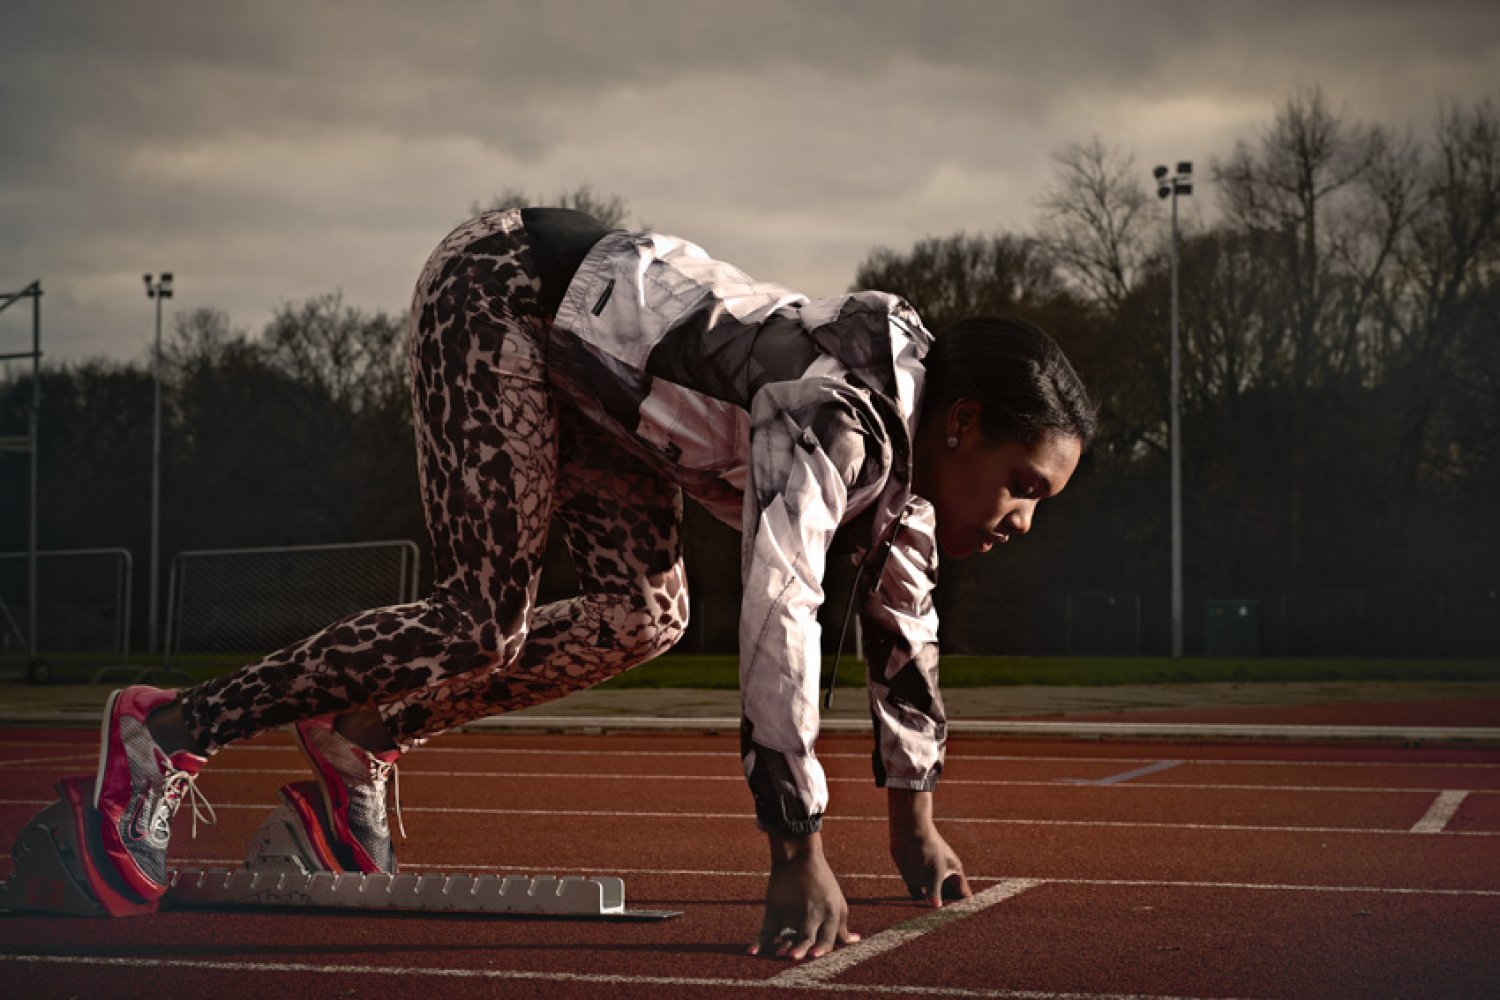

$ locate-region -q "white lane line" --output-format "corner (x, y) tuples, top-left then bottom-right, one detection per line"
(0, 951), (1243, 999)
(1411, 791), (1471, 833)
(1062, 761), (1183, 785)
(770, 879), (1041, 985)
(7, 763), (1494, 798)
(1, 798), (1496, 837)
(2, 849), (1494, 900)
(0, 753), (96, 768)
(4, 739), (1500, 769)
(147, 862), (1500, 898)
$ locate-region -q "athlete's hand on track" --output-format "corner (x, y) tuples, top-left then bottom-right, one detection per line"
(748, 831), (861, 960)
(888, 788), (973, 907)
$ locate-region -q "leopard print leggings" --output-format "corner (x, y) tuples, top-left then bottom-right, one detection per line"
(180, 210), (690, 754)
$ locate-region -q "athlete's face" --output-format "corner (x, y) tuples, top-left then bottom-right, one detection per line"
(918, 402), (1082, 559)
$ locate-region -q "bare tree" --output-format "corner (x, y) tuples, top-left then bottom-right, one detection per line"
(1035, 136), (1152, 312)
(852, 232), (1064, 332)
(260, 292), (407, 415)
(1378, 98), (1500, 525)
(1215, 86), (1389, 386)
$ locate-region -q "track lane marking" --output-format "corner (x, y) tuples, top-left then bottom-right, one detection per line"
(0, 753), (96, 768)
(6, 763), (1494, 797)
(0, 952), (1263, 999)
(4, 738), (1499, 769)
(3, 851), (1495, 897)
(1410, 791), (1470, 833)
(140, 862), (1500, 897)
(769, 878), (1041, 985)
(0, 798), (1496, 836)
(1062, 761), (1183, 785)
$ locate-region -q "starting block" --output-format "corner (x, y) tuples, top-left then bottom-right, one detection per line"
(0, 776), (158, 918)
(3, 779), (678, 921)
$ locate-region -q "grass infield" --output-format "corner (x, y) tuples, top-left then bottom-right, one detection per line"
(6, 652), (1495, 688)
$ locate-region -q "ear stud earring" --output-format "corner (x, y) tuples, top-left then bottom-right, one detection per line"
(946, 436), (958, 448)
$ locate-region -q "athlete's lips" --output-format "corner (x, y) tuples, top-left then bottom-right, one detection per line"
(982, 530), (1010, 549)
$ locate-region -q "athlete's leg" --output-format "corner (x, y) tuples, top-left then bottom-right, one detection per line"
(175, 210), (557, 752)
(378, 408), (690, 746)
(92, 209), (559, 896)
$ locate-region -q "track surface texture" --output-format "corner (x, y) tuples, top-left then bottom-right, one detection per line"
(2, 711), (1497, 999)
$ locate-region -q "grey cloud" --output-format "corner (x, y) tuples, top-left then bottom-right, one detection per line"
(2, 0), (1497, 362)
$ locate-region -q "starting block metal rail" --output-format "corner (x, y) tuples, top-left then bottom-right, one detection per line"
(1, 778), (679, 921)
(165, 868), (674, 919)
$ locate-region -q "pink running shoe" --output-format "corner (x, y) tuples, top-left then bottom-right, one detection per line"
(294, 714), (403, 873)
(93, 686), (212, 902)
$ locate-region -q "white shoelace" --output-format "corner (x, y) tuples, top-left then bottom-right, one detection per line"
(159, 768), (217, 840)
(369, 756), (406, 840)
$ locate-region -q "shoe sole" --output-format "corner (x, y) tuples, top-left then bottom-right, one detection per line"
(278, 781), (352, 873)
(294, 721), (383, 874)
(58, 776), (159, 916)
(93, 687), (124, 810)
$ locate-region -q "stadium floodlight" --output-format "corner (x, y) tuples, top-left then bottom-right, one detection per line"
(1153, 162), (1193, 657)
(143, 272), (174, 656)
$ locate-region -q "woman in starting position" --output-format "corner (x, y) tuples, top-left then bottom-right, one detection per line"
(90, 207), (1094, 958)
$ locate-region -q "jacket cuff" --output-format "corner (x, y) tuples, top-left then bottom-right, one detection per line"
(756, 811), (825, 836)
(875, 772), (941, 793)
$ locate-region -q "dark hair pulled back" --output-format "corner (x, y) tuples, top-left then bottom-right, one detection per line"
(921, 315), (1098, 447)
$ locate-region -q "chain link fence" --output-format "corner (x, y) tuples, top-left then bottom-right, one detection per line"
(677, 586), (1497, 658)
(166, 541), (420, 662)
(0, 548), (132, 681)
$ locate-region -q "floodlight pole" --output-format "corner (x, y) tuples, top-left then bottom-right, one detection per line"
(29, 285), (39, 655)
(1155, 163), (1192, 658)
(144, 273), (174, 656)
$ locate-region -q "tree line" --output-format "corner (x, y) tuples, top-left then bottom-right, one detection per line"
(3, 89), (1496, 657)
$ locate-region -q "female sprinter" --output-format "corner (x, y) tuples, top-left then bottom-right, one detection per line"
(89, 207), (1095, 959)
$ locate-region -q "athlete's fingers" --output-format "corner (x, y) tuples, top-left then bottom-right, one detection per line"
(749, 915), (788, 956)
(807, 916), (842, 959)
(786, 917), (834, 959)
(810, 915), (862, 957)
(786, 917), (825, 961)
(943, 870), (973, 900)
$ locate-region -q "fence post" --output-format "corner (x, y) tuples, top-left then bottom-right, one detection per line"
(1064, 593), (1074, 656)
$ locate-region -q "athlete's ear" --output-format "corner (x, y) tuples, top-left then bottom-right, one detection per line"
(946, 399), (983, 443)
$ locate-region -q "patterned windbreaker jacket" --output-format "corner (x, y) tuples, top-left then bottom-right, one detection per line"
(546, 228), (947, 836)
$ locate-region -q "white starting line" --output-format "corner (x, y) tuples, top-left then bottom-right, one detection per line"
(769, 879), (1043, 985)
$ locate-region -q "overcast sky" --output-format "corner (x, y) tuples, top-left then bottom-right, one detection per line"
(2, 0), (1497, 366)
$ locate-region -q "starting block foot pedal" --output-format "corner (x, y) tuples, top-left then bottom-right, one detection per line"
(0, 777), (158, 917)
(240, 781), (350, 875)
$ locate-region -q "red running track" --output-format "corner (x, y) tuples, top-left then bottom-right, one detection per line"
(1, 725), (1497, 999)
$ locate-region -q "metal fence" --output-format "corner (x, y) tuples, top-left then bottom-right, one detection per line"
(165, 540), (421, 660)
(1054, 587), (1499, 658)
(0, 548), (133, 669)
(677, 586), (1497, 658)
